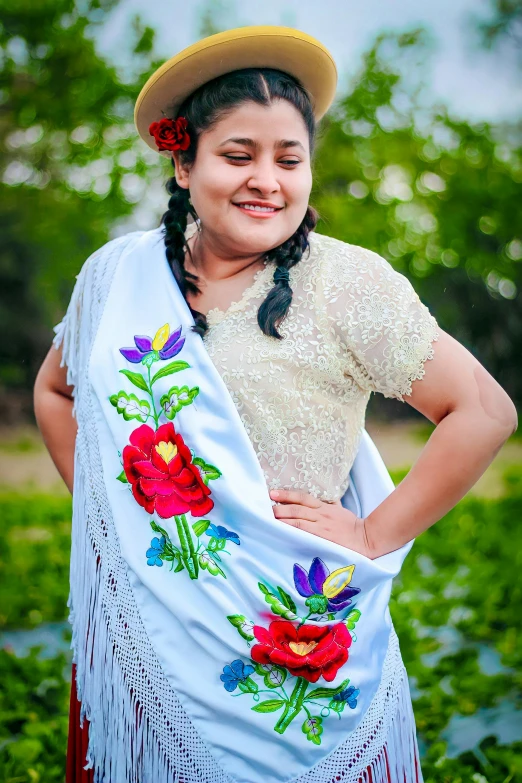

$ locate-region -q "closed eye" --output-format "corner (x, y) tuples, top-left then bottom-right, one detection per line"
(224, 155), (300, 166)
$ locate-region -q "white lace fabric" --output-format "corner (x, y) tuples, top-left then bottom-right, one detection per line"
(194, 222), (439, 502)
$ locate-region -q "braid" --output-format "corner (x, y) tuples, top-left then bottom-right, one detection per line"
(257, 205), (319, 339)
(161, 160), (209, 337)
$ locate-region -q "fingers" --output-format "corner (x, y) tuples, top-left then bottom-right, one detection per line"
(272, 503), (320, 523)
(269, 489), (323, 508)
(277, 517), (321, 536)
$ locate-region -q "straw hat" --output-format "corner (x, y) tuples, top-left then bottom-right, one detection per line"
(134, 25), (338, 155)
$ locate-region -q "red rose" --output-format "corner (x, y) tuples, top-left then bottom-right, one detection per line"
(251, 620), (352, 683)
(148, 117), (190, 152)
(122, 422), (213, 518)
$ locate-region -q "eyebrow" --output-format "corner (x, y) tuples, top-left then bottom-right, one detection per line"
(217, 137), (306, 153)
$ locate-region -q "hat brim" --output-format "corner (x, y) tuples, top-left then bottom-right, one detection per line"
(134, 25), (338, 156)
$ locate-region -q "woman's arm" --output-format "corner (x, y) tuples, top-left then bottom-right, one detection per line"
(361, 328), (517, 557)
(271, 329), (517, 559)
(33, 344), (77, 495)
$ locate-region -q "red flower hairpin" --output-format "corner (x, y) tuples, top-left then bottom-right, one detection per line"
(148, 117), (190, 152)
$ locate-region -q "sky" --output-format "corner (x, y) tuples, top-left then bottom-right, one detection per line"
(95, 0), (522, 123)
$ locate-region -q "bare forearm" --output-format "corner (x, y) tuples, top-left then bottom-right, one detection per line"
(34, 388), (77, 494)
(365, 408), (516, 558)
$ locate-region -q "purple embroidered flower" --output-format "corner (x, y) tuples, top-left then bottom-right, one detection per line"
(120, 323), (184, 365)
(293, 557), (360, 614)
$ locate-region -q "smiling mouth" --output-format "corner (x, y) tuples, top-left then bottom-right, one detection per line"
(233, 203), (283, 215)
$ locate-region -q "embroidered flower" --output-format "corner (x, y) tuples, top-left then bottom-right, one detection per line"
(220, 659), (255, 692)
(146, 535), (166, 566)
(148, 117), (191, 152)
(333, 685), (360, 709)
(206, 523), (240, 545)
(120, 324), (184, 366)
(123, 422), (213, 518)
(251, 620), (352, 683)
(293, 558), (360, 614)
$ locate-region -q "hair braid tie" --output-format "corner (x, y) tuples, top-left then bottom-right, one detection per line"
(273, 267), (290, 285)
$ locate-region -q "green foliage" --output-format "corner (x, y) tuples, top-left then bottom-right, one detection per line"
(0, 492), (71, 629)
(313, 30), (522, 406)
(0, 0), (166, 402)
(0, 647), (70, 783)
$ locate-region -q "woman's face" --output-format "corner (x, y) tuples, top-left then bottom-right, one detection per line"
(173, 99), (313, 258)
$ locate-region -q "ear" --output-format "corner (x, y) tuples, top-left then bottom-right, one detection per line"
(171, 151), (190, 189)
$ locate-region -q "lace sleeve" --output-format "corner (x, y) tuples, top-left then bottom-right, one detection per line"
(318, 240), (440, 402)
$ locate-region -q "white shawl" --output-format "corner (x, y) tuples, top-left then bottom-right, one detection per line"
(54, 227), (422, 783)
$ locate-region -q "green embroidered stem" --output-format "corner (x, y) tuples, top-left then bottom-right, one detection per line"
(146, 365), (160, 428)
(274, 677), (309, 734)
(175, 514), (199, 579)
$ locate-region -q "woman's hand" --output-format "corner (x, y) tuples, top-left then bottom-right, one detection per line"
(269, 488), (376, 559)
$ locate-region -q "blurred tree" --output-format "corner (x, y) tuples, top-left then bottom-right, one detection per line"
(312, 31), (522, 410)
(478, 0), (522, 50)
(1, 5), (521, 416)
(0, 0), (162, 414)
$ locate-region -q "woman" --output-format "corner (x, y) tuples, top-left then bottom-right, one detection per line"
(34, 26), (517, 783)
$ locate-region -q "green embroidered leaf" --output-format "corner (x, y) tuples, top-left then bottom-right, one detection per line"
(302, 716), (323, 745)
(329, 699), (345, 714)
(345, 609), (361, 630)
(227, 615), (254, 641)
(192, 457), (222, 485)
(238, 677), (258, 695)
(305, 594), (328, 614)
(199, 552), (225, 578)
(251, 699), (285, 714)
(257, 583), (298, 620)
(118, 369), (149, 393)
(327, 613), (336, 621)
(151, 361), (190, 385)
(160, 385), (200, 419)
(305, 678), (350, 702)
(277, 586), (297, 614)
(150, 519), (169, 537)
(172, 553), (184, 573)
(110, 389), (151, 422)
(253, 663), (287, 689)
(192, 519), (211, 538)
(116, 470), (129, 484)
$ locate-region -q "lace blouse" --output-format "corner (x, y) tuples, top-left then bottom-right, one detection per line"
(183, 221), (440, 503)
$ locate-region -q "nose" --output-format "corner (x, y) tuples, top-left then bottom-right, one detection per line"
(246, 157), (282, 196)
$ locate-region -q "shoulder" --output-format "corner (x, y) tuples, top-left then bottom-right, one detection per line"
(305, 231), (404, 297)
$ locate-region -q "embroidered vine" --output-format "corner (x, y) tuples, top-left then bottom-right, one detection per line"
(223, 557), (362, 745)
(111, 323), (240, 580)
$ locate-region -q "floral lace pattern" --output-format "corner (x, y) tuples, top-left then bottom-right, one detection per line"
(185, 223), (439, 502)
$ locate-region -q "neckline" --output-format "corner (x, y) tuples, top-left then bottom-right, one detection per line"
(183, 221), (274, 326)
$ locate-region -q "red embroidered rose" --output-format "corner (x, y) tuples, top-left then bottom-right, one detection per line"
(251, 620), (352, 683)
(148, 117), (190, 152)
(123, 422), (213, 518)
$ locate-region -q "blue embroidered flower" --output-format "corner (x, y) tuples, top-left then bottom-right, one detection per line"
(333, 685), (360, 709)
(120, 324), (184, 365)
(146, 535), (166, 567)
(220, 659), (255, 692)
(206, 523), (240, 545)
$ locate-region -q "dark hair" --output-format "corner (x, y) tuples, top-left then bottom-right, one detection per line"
(161, 67), (320, 339)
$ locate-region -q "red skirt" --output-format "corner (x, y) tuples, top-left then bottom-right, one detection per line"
(66, 663), (93, 783)
(66, 663), (394, 783)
